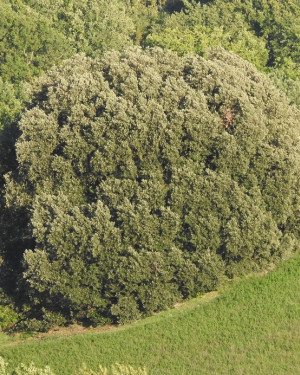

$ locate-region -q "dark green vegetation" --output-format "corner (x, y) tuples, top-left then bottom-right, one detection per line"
(0, 0), (299, 332)
(0, 46), (299, 327)
(1, 252), (300, 374)
(146, 0), (300, 106)
(0, 0), (299, 131)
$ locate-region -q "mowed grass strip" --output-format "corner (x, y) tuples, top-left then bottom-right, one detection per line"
(1, 253), (300, 375)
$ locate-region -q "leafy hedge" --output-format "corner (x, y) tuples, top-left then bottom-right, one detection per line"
(2, 47), (300, 326)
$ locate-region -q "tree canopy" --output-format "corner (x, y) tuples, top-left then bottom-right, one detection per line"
(145, 0), (300, 106)
(0, 0), (299, 330)
(2, 47), (300, 327)
(0, 0), (299, 132)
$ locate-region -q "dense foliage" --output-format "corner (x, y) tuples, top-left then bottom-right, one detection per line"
(0, 1), (73, 84)
(1, 47), (299, 326)
(145, 0), (300, 106)
(0, 0), (299, 132)
(0, 0), (299, 330)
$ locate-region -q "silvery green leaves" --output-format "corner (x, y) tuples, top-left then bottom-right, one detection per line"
(5, 47), (300, 325)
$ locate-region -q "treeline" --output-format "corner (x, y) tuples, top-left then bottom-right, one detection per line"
(0, 0), (299, 330)
(0, 0), (299, 131)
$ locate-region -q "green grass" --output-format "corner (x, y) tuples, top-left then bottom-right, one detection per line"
(1, 253), (300, 374)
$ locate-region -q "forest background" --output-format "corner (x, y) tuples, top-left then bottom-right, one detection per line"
(1, 0), (299, 131)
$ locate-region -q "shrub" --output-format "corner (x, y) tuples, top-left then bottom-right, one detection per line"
(3, 47), (300, 325)
(0, 305), (18, 331)
(0, 288), (19, 331)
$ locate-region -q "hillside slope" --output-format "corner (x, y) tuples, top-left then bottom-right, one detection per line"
(1, 252), (300, 375)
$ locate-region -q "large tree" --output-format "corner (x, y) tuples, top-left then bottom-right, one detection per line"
(3, 47), (300, 327)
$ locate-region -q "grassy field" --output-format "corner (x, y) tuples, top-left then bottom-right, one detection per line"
(0, 253), (300, 375)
